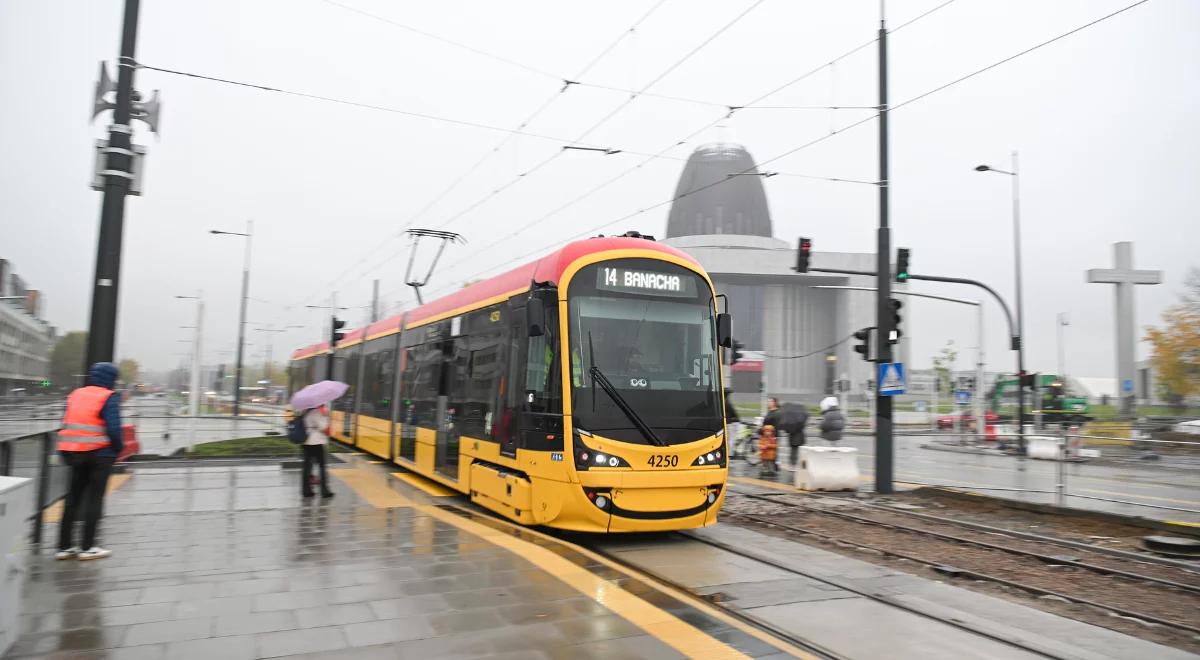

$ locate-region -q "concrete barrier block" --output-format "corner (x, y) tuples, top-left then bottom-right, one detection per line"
(795, 446), (859, 491)
(1026, 436), (1063, 460)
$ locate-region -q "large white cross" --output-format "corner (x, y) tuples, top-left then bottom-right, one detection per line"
(1086, 241), (1161, 414)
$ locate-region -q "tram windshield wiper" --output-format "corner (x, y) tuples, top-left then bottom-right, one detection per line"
(588, 365), (666, 447)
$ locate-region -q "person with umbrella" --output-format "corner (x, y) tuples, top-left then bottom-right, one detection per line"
(291, 380), (349, 499)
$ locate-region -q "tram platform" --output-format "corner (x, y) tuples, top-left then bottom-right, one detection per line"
(7, 457), (1194, 659)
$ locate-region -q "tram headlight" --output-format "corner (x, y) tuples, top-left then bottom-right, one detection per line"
(595, 453), (607, 465)
(691, 447), (727, 467)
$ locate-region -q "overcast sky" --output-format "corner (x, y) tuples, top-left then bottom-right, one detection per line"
(2, 0), (1197, 379)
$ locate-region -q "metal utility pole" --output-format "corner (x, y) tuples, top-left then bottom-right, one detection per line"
(873, 10), (895, 494)
(1056, 312), (1068, 380)
(371, 279), (380, 323)
(210, 222), (253, 416)
(84, 0), (141, 369)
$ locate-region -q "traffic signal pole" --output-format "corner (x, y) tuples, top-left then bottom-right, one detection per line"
(84, 0), (141, 369)
(874, 14), (895, 494)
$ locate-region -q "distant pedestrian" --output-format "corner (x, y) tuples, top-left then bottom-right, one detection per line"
(819, 397), (846, 444)
(302, 404), (334, 498)
(56, 362), (124, 560)
(724, 389), (741, 449)
(780, 402), (810, 469)
(762, 397), (782, 432)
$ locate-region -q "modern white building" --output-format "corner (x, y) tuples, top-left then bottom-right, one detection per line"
(661, 143), (910, 405)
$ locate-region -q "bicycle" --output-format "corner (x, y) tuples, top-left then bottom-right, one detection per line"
(731, 422), (761, 466)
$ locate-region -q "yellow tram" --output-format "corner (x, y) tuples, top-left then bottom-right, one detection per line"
(289, 234), (732, 532)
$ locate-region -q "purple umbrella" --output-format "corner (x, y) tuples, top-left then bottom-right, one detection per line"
(290, 380), (349, 411)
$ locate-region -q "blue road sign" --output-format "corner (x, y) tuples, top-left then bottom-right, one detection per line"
(878, 362), (906, 396)
(955, 390), (971, 405)
(1122, 378), (1134, 394)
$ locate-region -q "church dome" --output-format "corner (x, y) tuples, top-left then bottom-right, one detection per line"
(665, 143), (773, 239)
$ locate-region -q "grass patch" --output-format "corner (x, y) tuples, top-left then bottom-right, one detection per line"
(186, 436), (300, 457)
(184, 436), (350, 457)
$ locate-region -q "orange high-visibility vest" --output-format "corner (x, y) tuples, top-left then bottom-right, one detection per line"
(59, 386), (113, 452)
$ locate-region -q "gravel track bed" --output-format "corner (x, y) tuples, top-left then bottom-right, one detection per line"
(722, 491), (1200, 653)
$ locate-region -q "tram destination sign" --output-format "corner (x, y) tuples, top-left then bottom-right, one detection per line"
(597, 266), (696, 298)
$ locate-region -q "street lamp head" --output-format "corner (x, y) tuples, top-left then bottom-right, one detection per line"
(974, 165), (991, 172)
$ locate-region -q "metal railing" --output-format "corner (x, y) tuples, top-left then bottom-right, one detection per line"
(0, 430), (67, 547)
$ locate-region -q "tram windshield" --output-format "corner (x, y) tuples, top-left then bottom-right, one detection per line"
(568, 259), (722, 444)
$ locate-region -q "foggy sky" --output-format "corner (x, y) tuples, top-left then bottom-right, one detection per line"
(2, 0), (1197, 380)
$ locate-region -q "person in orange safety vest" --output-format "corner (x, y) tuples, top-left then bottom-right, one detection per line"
(55, 362), (124, 561)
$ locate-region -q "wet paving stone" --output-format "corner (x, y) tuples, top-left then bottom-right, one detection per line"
(11, 463), (761, 659)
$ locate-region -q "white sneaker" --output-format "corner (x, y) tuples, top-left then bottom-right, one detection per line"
(77, 547), (112, 561)
(55, 547), (80, 560)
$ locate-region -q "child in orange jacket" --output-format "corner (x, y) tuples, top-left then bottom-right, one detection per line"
(758, 424), (779, 477)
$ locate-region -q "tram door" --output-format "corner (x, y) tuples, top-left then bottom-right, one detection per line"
(435, 335), (463, 480)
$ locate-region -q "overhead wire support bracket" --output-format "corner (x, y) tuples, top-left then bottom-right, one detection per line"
(562, 145), (623, 155)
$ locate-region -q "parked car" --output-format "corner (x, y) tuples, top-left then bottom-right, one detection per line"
(936, 410), (999, 431)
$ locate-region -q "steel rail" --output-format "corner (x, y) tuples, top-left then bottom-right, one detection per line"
(733, 491), (1200, 594)
(735, 486), (1200, 571)
(725, 512), (1200, 637)
(675, 529), (1067, 659)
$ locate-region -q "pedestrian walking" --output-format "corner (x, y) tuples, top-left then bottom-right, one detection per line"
(781, 402), (810, 469)
(302, 404), (334, 498)
(56, 362), (124, 560)
(819, 396), (846, 444)
(762, 397), (782, 431)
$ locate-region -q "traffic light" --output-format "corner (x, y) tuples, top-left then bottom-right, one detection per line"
(730, 340), (744, 365)
(853, 327), (873, 362)
(331, 317), (346, 345)
(895, 248), (910, 282)
(1019, 371), (1039, 389)
(888, 298), (902, 344)
(795, 237), (812, 273)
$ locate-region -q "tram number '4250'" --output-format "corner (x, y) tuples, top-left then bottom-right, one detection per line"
(646, 455), (679, 468)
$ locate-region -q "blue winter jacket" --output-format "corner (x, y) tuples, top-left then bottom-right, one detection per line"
(84, 362), (124, 458)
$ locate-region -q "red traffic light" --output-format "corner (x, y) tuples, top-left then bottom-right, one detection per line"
(795, 237), (812, 273)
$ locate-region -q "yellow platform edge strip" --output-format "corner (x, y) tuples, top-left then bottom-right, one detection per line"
(391, 472), (458, 497)
(331, 466), (761, 659)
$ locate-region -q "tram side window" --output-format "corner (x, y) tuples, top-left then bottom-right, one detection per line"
(360, 339), (396, 419)
(398, 346), (418, 427)
(405, 342), (440, 427)
(452, 306), (506, 439)
(524, 302), (561, 415)
(499, 316), (525, 447)
(331, 350), (359, 416)
(288, 360), (310, 398)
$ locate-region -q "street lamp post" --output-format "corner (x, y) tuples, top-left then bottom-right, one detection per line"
(1056, 312), (1069, 381)
(210, 222), (253, 416)
(975, 151), (1026, 450)
(174, 292), (203, 451)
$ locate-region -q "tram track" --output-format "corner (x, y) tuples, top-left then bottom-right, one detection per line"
(737, 490), (1200, 594)
(670, 529), (1065, 659)
(723, 488), (1200, 643)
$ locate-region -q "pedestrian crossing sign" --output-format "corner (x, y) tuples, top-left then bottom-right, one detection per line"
(878, 362), (905, 396)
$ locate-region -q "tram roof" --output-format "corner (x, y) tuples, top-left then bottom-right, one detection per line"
(291, 236), (698, 360)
